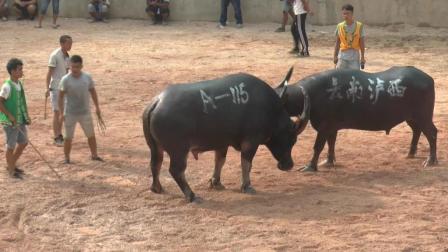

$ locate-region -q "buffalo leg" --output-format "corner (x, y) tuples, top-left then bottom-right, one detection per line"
(320, 131), (337, 167)
(240, 142), (259, 194)
(168, 152), (199, 202)
(302, 131), (327, 172)
(420, 122), (438, 167)
(150, 146), (164, 193)
(406, 120), (422, 158)
(209, 147), (228, 190)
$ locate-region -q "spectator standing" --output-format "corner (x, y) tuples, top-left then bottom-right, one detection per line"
(36, 0), (60, 29)
(219, 0), (243, 29)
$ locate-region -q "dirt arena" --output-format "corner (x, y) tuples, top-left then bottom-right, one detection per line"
(0, 19), (447, 251)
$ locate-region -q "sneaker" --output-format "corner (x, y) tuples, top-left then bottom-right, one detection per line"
(289, 47), (300, 54)
(236, 23), (243, 29)
(54, 135), (64, 147)
(8, 169), (23, 179)
(12, 172), (23, 179)
(218, 24), (225, 29)
(275, 27), (285, 32)
(1, 17), (7, 21)
(298, 51), (310, 57)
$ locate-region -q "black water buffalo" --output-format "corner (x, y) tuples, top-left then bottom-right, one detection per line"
(275, 66), (438, 172)
(143, 69), (309, 202)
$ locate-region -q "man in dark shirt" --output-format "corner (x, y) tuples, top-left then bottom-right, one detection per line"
(146, 0), (170, 25)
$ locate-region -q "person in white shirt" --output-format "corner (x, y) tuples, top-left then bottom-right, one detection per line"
(45, 35), (72, 146)
(291, 0), (312, 57)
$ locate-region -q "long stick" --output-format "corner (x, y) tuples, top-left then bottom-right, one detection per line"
(44, 95), (48, 120)
(25, 134), (62, 179)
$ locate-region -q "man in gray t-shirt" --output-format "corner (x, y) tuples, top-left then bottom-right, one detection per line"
(58, 55), (103, 164)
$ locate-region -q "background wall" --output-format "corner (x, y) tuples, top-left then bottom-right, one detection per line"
(7, 0), (448, 27)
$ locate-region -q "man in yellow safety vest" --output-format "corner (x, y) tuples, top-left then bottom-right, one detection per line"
(333, 4), (366, 70)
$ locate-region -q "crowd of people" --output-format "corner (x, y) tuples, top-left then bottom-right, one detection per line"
(0, 1), (366, 179)
(0, 0), (172, 26)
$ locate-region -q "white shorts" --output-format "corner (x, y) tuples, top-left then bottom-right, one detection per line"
(50, 89), (60, 112)
(64, 113), (95, 140)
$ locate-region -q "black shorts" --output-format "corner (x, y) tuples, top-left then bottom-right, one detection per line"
(13, 3), (36, 17)
(146, 5), (169, 15)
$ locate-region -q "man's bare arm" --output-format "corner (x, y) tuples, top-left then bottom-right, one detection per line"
(334, 37), (340, 64)
(46, 67), (54, 97)
(58, 90), (65, 117)
(89, 88), (101, 115)
(360, 37), (366, 64)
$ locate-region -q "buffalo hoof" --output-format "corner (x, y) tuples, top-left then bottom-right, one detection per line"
(209, 178), (226, 190)
(423, 157), (438, 168)
(186, 192), (202, 203)
(150, 183), (164, 194)
(319, 159), (335, 168)
(241, 185), (256, 194)
(190, 196), (204, 204)
(300, 164), (317, 172)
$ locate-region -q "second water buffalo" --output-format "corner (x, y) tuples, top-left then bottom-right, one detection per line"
(276, 66), (437, 171)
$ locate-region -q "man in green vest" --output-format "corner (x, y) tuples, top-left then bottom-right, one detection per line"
(0, 58), (31, 179)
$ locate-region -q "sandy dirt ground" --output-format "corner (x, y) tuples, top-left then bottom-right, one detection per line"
(0, 19), (447, 251)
